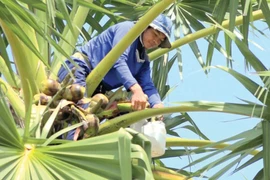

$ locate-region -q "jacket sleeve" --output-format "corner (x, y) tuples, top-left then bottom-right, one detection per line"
(135, 62), (162, 107)
(111, 23), (138, 90)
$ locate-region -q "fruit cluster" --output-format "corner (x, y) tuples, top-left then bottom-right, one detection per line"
(34, 78), (111, 140)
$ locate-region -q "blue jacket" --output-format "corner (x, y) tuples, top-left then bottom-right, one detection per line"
(59, 21), (161, 107)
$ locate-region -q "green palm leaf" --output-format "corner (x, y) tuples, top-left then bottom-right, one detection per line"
(0, 88), (22, 149)
(0, 128), (153, 179)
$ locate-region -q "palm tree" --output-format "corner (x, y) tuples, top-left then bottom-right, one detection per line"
(0, 0), (270, 179)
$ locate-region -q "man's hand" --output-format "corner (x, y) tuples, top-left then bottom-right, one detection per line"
(129, 83), (147, 110)
(152, 103), (164, 109)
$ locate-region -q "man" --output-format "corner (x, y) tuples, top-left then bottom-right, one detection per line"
(58, 14), (172, 111)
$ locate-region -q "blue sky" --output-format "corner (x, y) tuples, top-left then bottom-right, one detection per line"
(161, 21), (270, 179)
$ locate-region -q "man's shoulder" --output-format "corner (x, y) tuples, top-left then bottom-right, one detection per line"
(114, 21), (134, 29)
(107, 21), (135, 37)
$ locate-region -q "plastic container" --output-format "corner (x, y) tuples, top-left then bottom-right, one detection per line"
(130, 119), (148, 133)
(141, 121), (167, 157)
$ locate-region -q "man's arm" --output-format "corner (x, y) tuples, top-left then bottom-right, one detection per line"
(135, 62), (163, 108)
(114, 58), (148, 110)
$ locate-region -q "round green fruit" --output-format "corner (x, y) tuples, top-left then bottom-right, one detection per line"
(40, 79), (60, 96)
(63, 84), (85, 102)
(91, 93), (109, 108)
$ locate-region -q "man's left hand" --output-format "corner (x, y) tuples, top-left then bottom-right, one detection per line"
(152, 103), (164, 109)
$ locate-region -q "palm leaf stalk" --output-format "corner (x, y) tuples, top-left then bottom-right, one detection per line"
(148, 9), (265, 61)
(165, 138), (260, 156)
(0, 19), (45, 110)
(98, 101), (268, 135)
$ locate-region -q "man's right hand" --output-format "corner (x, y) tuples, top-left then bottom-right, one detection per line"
(129, 83), (147, 111)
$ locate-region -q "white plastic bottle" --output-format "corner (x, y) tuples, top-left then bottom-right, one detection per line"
(129, 119), (148, 133)
(141, 121), (167, 157)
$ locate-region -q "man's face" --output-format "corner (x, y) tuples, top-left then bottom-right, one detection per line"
(142, 28), (166, 49)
